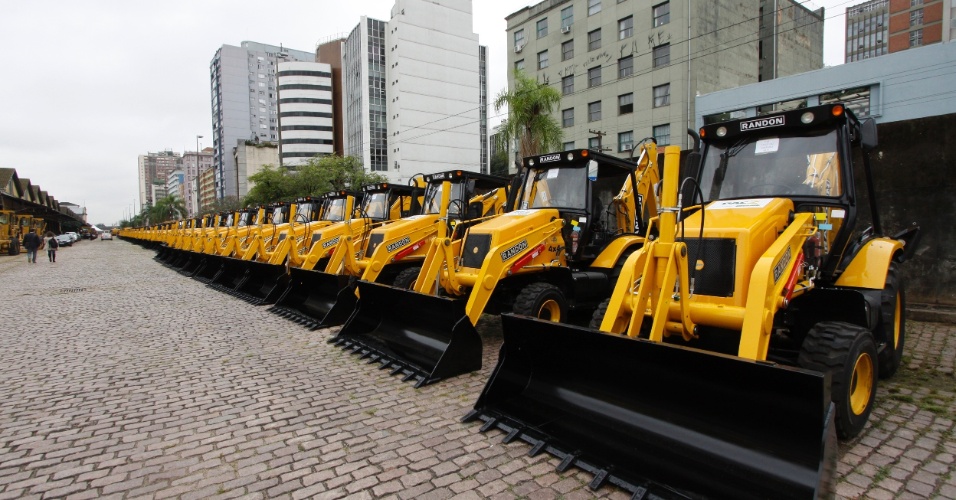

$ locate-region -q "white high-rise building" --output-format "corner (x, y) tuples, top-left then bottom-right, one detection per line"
(342, 0), (488, 183)
(277, 61), (335, 166)
(210, 42), (314, 199)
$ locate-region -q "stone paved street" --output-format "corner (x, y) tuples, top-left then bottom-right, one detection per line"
(0, 239), (953, 499)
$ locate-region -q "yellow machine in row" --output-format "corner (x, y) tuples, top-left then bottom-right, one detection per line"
(333, 147), (660, 386)
(466, 105), (920, 499)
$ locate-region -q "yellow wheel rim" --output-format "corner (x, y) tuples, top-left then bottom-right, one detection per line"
(892, 295), (901, 349)
(849, 352), (874, 416)
(538, 299), (561, 322)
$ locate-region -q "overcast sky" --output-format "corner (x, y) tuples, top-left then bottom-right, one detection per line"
(1, 0), (851, 225)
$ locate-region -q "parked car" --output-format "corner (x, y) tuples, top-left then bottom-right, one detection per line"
(55, 234), (73, 247)
(100, 231), (113, 241)
(65, 232), (79, 242)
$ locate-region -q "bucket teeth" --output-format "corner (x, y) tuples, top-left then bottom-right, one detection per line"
(527, 440), (547, 457)
(503, 427), (523, 444)
(589, 468), (611, 490)
(556, 451), (580, 473)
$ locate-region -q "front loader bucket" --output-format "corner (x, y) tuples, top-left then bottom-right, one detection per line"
(155, 244), (173, 262)
(268, 268), (354, 329)
(464, 314), (836, 500)
(208, 257), (251, 294)
(178, 252), (205, 276)
(193, 254), (225, 283)
(168, 248), (193, 270)
(231, 260), (287, 305)
(331, 281), (482, 388)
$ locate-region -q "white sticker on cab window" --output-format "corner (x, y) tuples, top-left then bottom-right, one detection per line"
(546, 169), (559, 179)
(831, 209), (845, 219)
(708, 198), (774, 210)
(754, 138), (779, 155)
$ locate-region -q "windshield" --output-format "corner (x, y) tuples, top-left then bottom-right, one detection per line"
(698, 129), (842, 201)
(222, 214), (234, 227)
(296, 203), (315, 222)
(0, 214), (7, 224)
(238, 212), (251, 227)
(323, 198), (348, 221)
(362, 192), (389, 219)
(520, 166), (588, 210)
(271, 207), (285, 224)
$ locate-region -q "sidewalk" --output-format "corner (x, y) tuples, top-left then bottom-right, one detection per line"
(0, 240), (953, 499)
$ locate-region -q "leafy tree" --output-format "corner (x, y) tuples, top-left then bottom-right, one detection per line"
(307, 154), (386, 193)
(494, 70), (563, 163)
(198, 196), (244, 216)
(245, 165), (293, 206)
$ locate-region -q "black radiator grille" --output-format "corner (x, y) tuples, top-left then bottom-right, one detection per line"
(461, 234), (492, 269)
(365, 233), (384, 258)
(680, 238), (736, 297)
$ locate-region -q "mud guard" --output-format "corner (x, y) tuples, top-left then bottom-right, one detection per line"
(230, 260), (287, 305)
(268, 268), (354, 329)
(331, 281), (482, 388)
(464, 314), (836, 499)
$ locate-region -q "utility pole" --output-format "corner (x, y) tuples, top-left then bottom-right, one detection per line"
(588, 129), (612, 152)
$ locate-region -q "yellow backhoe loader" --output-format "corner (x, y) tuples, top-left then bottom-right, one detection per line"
(334, 146), (659, 386)
(465, 105), (920, 499)
(270, 170), (509, 331)
(0, 210), (15, 254)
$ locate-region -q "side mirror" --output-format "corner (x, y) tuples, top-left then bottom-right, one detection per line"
(861, 118), (878, 152)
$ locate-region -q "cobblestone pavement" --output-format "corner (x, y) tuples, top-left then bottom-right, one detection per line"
(0, 240), (953, 499)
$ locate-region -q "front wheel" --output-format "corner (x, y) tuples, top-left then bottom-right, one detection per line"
(393, 267), (419, 290)
(798, 321), (878, 440)
(513, 283), (568, 322)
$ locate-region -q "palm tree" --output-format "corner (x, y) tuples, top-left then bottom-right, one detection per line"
(494, 70), (563, 169)
(150, 195), (187, 222)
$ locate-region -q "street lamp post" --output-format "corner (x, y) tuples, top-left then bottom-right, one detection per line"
(192, 135), (203, 216)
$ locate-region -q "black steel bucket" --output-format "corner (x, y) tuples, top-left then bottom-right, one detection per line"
(231, 260), (287, 305)
(208, 257), (251, 294)
(331, 281), (482, 388)
(268, 268), (355, 329)
(193, 254), (224, 283)
(464, 313), (836, 499)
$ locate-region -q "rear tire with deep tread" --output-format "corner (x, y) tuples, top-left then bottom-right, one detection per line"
(514, 283), (568, 322)
(393, 267), (419, 290)
(798, 321), (878, 440)
(878, 261), (905, 379)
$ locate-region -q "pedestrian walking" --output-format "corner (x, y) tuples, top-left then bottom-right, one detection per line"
(44, 231), (58, 263)
(22, 228), (41, 264)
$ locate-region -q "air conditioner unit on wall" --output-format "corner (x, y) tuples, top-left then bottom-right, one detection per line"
(515, 44), (523, 53)
(561, 25), (571, 34)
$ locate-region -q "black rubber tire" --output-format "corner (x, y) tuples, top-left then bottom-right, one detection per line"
(877, 262), (905, 379)
(589, 297), (611, 330)
(393, 267), (419, 290)
(798, 321), (878, 440)
(513, 283), (568, 322)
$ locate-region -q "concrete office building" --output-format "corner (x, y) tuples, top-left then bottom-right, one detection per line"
(166, 170), (185, 203)
(138, 151), (182, 208)
(505, 0), (823, 156)
(183, 148), (214, 217)
(233, 141), (280, 195)
(277, 61), (335, 166)
(845, 0), (952, 62)
(317, 38), (347, 156)
(210, 41), (314, 199)
(342, 0), (488, 182)
(198, 167), (217, 212)
(846, 0), (889, 62)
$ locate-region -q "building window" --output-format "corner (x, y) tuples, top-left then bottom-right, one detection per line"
(588, 0), (601, 16)
(537, 18), (549, 38)
(514, 29), (525, 48)
(515, 60), (525, 71)
(588, 101), (602, 122)
(562, 75), (574, 95)
(653, 2), (670, 27)
(562, 40), (574, 61)
(618, 131), (634, 152)
(588, 29), (602, 51)
(910, 9), (923, 27)
(911, 0), (923, 5)
(561, 6), (574, 28)
(537, 50), (549, 69)
(653, 44), (670, 68)
(588, 137), (600, 150)
(653, 83), (670, 107)
(618, 56), (633, 78)
(563, 141), (575, 150)
(653, 124), (671, 145)
(618, 93), (633, 114)
(562, 108), (575, 128)
(910, 29), (923, 46)
(588, 66), (602, 87)
(619, 16), (633, 39)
